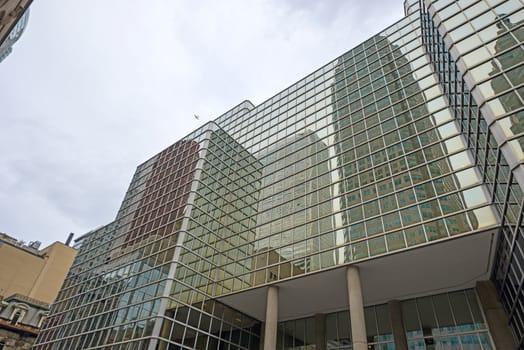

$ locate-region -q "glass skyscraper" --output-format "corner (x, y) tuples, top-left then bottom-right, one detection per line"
(34, 0), (523, 349)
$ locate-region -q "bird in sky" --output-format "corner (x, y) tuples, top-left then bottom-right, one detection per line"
(194, 114), (200, 120)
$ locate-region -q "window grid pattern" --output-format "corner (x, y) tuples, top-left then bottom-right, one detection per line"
(401, 289), (493, 350)
(210, 13), (497, 289)
(35, 123), (262, 349)
(275, 289), (491, 350)
(421, 0), (524, 346)
(33, 2), (522, 348)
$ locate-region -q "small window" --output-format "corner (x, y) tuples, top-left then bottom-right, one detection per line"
(37, 314), (48, 328)
(11, 310), (23, 325)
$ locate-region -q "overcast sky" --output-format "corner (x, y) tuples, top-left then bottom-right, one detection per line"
(0, 0), (404, 248)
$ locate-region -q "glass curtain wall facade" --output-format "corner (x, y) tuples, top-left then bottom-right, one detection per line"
(419, 0), (524, 346)
(35, 1), (523, 349)
(277, 289), (492, 350)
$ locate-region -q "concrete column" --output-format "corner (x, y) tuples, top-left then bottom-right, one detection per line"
(259, 322), (265, 350)
(315, 313), (326, 350)
(264, 286), (279, 350)
(476, 280), (517, 349)
(346, 265), (367, 350)
(389, 300), (408, 350)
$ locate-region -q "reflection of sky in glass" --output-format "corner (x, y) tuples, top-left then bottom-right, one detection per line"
(434, 1), (524, 161)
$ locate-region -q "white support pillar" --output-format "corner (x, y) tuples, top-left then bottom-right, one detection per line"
(347, 265), (367, 350)
(264, 285), (279, 350)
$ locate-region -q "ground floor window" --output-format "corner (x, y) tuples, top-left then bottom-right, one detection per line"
(402, 289), (492, 350)
(276, 289), (493, 350)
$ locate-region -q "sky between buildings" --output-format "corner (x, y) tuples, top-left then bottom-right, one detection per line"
(0, 0), (404, 248)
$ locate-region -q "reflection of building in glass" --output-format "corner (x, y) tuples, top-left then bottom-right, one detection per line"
(489, 15), (524, 152)
(116, 140), (201, 254)
(420, 1), (524, 347)
(255, 130), (335, 274)
(0, 2), (30, 63)
(332, 34), (477, 264)
(35, 1), (523, 349)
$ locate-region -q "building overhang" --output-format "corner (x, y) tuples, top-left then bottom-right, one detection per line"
(217, 228), (498, 321)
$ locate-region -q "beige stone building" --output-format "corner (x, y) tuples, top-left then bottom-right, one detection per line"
(0, 233), (76, 304)
(0, 233), (76, 349)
